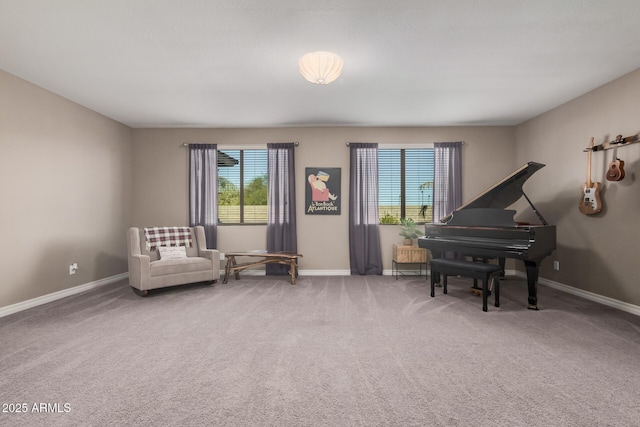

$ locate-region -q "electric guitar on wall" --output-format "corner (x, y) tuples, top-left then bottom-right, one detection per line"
(579, 137), (602, 215)
(606, 135), (625, 181)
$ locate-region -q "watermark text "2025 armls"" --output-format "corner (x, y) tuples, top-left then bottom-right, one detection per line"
(3, 403), (71, 413)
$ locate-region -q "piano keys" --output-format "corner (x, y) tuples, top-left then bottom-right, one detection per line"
(418, 162), (556, 310)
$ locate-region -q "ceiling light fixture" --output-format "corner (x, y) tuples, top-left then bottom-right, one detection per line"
(299, 51), (343, 85)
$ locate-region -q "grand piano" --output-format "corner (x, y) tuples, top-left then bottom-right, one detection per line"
(418, 161), (556, 310)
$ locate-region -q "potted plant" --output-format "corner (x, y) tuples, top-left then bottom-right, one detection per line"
(399, 218), (423, 245)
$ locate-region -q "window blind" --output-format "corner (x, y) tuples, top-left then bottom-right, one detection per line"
(378, 148), (434, 223)
(218, 149), (268, 224)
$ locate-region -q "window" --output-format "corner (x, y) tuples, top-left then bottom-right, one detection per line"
(217, 149), (268, 224)
(378, 148), (434, 224)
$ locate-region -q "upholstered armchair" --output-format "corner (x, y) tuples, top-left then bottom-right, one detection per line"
(127, 226), (220, 296)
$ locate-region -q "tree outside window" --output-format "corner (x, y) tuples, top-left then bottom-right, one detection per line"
(218, 149), (268, 224)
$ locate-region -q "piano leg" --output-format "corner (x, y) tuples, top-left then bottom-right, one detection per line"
(499, 257), (506, 278)
(430, 251), (442, 286)
(524, 260), (539, 310)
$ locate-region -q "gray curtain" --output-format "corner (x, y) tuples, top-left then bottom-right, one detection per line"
(433, 141), (463, 223)
(266, 143), (297, 275)
(189, 144), (218, 249)
(348, 143), (383, 275)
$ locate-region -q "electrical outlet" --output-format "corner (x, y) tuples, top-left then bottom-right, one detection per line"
(553, 261), (560, 271)
(219, 252), (225, 260)
(69, 263), (78, 275)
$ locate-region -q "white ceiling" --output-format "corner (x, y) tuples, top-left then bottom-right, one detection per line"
(2, 0), (640, 128)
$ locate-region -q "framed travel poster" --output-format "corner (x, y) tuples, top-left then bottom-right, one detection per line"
(305, 167), (341, 215)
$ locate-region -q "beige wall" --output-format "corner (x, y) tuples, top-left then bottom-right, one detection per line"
(4, 63), (638, 310)
(131, 127), (515, 273)
(0, 70), (133, 307)
(515, 68), (640, 306)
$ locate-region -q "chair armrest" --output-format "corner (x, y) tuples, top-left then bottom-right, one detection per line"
(128, 254), (151, 290)
(199, 249), (221, 279)
(199, 249), (220, 261)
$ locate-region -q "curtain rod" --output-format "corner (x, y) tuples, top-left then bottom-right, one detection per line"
(182, 142), (299, 147)
(345, 141), (465, 146)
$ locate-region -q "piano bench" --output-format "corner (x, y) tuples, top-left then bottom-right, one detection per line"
(429, 259), (501, 312)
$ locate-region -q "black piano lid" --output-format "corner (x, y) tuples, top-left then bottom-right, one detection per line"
(460, 162), (545, 210)
(442, 161), (549, 225)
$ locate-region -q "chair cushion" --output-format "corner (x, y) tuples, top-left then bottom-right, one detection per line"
(150, 257), (212, 276)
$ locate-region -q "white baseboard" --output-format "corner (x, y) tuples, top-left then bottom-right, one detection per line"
(394, 267), (639, 316)
(511, 271), (640, 316)
(0, 273), (128, 318)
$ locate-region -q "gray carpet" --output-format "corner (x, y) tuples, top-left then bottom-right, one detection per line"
(1, 275), (639, 426)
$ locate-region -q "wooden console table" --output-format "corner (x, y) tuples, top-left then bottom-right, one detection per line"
(223, 251), (303, 285)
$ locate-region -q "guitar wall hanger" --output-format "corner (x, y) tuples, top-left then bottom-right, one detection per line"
(583, 133), (639, 152)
